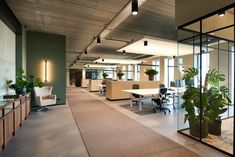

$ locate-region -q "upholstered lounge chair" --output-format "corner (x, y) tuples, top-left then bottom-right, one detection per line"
(34, 86), (56, 111)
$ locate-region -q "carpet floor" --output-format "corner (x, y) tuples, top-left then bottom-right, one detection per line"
(67, 88), (201, 157)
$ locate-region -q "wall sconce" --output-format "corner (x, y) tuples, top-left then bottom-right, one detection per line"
(44, 60), (48, 82)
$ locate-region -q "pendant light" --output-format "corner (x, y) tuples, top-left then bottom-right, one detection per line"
(144, 40), (148, 46)
(218, 11), (225, 17)
(97, 35), (101, 44)
(132, 0), (138, 15)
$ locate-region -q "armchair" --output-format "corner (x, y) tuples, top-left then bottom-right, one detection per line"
(34, 86), (57, 111)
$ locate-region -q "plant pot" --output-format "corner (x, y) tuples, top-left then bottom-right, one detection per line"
(208, 118), (222, 135)
(118, 76), (122, 80)
(16, 87), (27, 95)
(189, 119), (208, 138)
(148, 75), (154, 81)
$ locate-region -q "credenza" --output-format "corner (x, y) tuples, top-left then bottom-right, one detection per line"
(0, 93), (31, 150)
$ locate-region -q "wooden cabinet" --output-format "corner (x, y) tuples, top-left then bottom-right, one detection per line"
(26, 93), (31, 116)
(0, 118), (3, 150)
(14, 106), (21, 131)
(0, 93), (31, 150)
(4, 111), (14, 145)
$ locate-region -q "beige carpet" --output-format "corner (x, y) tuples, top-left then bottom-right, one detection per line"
(67, 88), (201, 157)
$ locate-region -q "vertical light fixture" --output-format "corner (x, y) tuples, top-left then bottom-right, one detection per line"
(132, 0), (138, 15)
(44, 60), (48, 82)
(97, 35), (101, 44)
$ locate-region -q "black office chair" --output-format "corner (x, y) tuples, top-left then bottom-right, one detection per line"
(170, 81), (176, 87)
(130, 84), (141, 105)
(152, 88), (171, 114)
(159, 84), (165, 88)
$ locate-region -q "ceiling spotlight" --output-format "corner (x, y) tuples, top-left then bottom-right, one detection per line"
(87, 65), (89, 67)
(102, 58), (104, 62)
(141, 61), (143, 64)
(144, 40), (148, 46)
(77, 57), (80, 60)
(132, 0), (138, 15)
(218, 11), (225, 17)
(95, 61), (98, 64)
(97, 35), (101, 44)
(73, 60), (76, 64)
(123, 50), (126, 53)
(85, 49), (87, 54)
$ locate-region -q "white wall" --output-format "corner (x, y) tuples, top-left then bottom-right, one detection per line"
(0, 20), (16, 95)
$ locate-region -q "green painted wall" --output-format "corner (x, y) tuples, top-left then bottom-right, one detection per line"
(26, 31), (66, 104)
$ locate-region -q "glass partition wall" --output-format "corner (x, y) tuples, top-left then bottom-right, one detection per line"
(177, 5), (234, 156)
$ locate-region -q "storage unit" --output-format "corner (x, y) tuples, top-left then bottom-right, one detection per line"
(0, 93), (31, 150)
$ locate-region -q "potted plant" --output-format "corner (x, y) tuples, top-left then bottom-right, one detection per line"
(117, 71), (124, 80)
(182, 67), (230, 137)
(6, 68), (43, 95)
(145, 69), (158, 81)
(102, 73), (108, 79)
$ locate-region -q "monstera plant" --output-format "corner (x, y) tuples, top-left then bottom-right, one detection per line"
(182, 67), (230, 137)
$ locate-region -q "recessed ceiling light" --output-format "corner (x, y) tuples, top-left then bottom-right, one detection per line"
(132, 0), (138, 15)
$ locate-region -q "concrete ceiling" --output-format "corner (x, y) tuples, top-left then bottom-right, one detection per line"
(6, 0), (176, 68)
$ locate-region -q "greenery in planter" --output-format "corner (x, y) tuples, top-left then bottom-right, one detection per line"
(117, 71), (124, 79)
(102, 73), (108, 79)
(144, 69), (158, 81)
(6, 68), (43, 94)
(144, 69), (158, 75)
(182, 67), (230, 137)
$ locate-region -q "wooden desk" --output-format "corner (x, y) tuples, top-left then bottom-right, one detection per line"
(123, 88), (185, 111)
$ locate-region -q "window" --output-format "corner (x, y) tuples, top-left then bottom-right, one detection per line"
(152, 60), (160, 81)
(128, 65), (133, 80)
(178, 57), (184, 74)
(164, 58), (174, 87)
(122, 66), (126, 80)
(134, 64), (140, 81)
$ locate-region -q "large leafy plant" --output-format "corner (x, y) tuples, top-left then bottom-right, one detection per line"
(182, 67), (230, 124)
(7, 68), (43, 92)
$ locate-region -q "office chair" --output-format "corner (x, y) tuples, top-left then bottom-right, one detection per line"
(170, 81), (176, 87)
(130, 84), (141, 107)
(159, 84), (165, 88)
(100, 80), (106, 95)
(152, 88), (171, 114)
